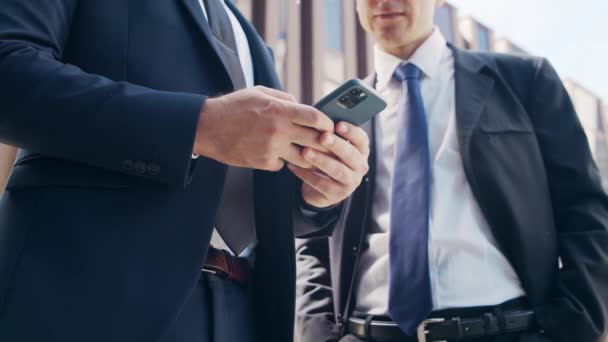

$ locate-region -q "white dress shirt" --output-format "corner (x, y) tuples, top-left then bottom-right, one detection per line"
(354, 28), (526, 314)
(199, 0), (256, 257)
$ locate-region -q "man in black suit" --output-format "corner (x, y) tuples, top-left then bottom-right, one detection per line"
(0, 1), (370, 341)
(296, 1), (608, 341)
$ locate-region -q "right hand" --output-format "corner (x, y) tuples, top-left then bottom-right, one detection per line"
(193, 86), (334, 171)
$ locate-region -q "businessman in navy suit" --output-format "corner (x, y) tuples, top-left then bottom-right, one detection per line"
(0, 1), (370, 341)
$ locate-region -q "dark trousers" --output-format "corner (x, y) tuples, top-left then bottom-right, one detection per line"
(158, 273), (254, 342)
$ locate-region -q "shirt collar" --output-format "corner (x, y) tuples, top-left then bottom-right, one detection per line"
(374, 27), (447, 91)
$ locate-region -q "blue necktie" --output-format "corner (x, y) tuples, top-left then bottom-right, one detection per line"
(388, 63), (432, 335)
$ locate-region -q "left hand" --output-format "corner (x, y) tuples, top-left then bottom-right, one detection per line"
(288, 121), (370, 208)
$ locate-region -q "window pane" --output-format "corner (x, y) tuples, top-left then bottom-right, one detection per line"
(477, 26), (490, 51)
(324, 0), (344, 52)
(271, 0), (289, 84)
(323, 0), (345, 88)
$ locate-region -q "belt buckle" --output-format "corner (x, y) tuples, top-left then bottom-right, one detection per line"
(417, 318), (446, 342)
(201, 265), (228, 278)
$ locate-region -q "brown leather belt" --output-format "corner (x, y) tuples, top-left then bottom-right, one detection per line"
(202, 246), (251, 287)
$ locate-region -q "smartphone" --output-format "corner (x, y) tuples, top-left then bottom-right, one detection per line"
(313, 79), (387, 126)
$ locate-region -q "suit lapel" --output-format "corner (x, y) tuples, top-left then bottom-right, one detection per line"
(181, 0), (243, 90)
(181, 4), (282, 159)
(338, 75), (378, 316)
(452, 46), (495, 138)
(221, 1), (288, 220)
(450, 47), (530, 266)
(452, 46), (495, 192)
(225, 1), (282, 89)
(223, 1), (294, 274)
(360, 73), (378, 219)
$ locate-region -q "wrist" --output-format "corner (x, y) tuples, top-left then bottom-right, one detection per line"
(193, 97), (222, 159)
(300, 196), (341, 211)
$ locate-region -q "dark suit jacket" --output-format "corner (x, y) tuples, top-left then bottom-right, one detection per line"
(0, 1), (330, 341)
(295, 47), (608, 342)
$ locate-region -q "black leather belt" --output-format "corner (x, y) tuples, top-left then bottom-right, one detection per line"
(348, 310), (536, 341)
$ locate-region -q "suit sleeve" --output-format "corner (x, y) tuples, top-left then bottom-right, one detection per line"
(526, 58), (608, 342)
(0, 0), (205, 186)
(295, 237), (342, 342)
(294, 196), (344, 238)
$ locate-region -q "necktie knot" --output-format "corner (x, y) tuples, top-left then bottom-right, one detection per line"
(393, 63), (421, 83)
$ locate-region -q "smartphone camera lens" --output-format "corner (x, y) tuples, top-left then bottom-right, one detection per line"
(340, 96), (348, 103)
(350, 88), (361, 95)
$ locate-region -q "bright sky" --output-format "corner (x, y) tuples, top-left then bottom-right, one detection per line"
(447, 0), (608, 102)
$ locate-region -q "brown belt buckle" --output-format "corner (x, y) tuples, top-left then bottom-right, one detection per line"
(201, 264), (228, 277)
(202, 247), (249, 287)
(417, 318), (446, 342)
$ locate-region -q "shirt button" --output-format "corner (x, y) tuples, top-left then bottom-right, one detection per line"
(122, 160), (134, 171)
(134, 161), (147, 175)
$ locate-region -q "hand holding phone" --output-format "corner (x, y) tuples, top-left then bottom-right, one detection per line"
(288, 79), (381, 208)
(314, 79), (387, 126)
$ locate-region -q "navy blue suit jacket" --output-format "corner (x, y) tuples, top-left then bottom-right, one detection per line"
(0, 1), (330, 341)
(296, 48), (608, 342)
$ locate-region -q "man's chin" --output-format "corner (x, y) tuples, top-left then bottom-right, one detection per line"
(379, 38), (412, 51)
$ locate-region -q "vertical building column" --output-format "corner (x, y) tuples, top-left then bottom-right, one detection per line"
(251, 0), (267, 37)
(300, 0), (316, 105)
(343, 1), (358, 79)
(449, 6), (465, 48)
(264, 0), (280, 42)
(284, 0), (303, 100)
(354, 14), (374, 78)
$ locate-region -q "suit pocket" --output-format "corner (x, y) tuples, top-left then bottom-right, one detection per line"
(477, 106), (534, 134)
(478, 121), (534, 135)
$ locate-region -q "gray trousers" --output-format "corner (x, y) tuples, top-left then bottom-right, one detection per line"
(159, 273), (255, 342)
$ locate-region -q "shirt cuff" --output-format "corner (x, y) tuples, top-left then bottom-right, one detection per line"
(300, 199), (340, 213)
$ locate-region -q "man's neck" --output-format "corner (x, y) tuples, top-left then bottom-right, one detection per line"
(382, 28), (434, 61)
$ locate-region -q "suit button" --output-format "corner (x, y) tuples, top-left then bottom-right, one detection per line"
(148, 163), (160, 176)
(122, 159), (134, 171)
(134, 161), (147, 175)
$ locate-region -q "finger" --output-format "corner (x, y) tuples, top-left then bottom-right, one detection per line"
(335, 122), (370, 158)
(287, 164), (340, 199)
(255, 86), (297, 103)
(302, 147), (355, 185)
(288, 126), (330, 153)
(281, 144), (314, 169)
(285, 103), (334, 133)
(301, 183), (333, 208)
(261, 158), (285, 172)
(319, 132), (368, 174)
